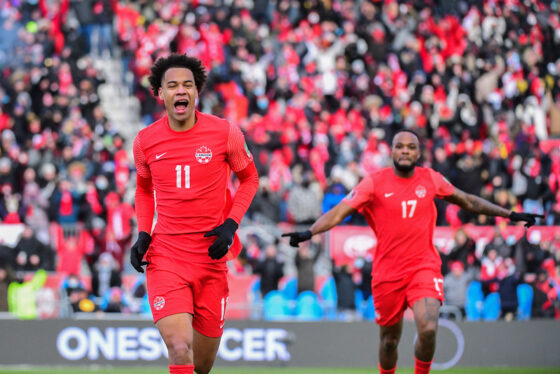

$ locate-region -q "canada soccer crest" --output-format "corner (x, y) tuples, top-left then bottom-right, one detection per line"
(415, 185), (427, 198)
(195, 146), (212, 164)
(153, 296), (165, 311)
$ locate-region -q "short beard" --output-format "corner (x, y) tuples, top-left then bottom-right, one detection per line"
(393, 160), (416, 173)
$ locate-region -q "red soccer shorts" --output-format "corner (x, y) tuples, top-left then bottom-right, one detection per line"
(371, 268), (444, 327)
(146, 252), (229, 338)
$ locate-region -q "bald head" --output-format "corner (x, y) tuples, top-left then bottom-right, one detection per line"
(391, 130), (420, 174)
(391, 130), (420, 148)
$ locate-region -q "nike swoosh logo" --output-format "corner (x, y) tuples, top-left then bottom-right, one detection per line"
(384, 192), (394, 198)
(156, 152), (167, 160)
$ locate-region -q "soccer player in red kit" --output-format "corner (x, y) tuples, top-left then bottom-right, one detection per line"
(130, 54), (259, 374)
(283, 130), (542, 374)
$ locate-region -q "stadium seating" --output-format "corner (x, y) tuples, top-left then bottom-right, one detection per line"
(483, 292), (501, 321)
(465, 281), (484, 321)
(263, 290), (291, 321)
(354, 289), (365, 315)
(278, 277), (298, 315)
(247, 278), (262, 319)
(517, 284), (534, 321)
(362, 294), (376, 321)
(319, 276), (338, 320)
(295, 291), (323, 321)
(280, 277), (298, 302)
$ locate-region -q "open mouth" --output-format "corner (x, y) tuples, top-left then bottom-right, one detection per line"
(174, 99), (189, 114)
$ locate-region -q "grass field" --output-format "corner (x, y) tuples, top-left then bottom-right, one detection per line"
(1, 367), (559, 374)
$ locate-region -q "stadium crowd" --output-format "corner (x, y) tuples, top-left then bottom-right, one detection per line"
(0, 0), (559, 320)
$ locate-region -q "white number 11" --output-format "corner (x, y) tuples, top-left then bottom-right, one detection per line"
(175, 165), (190, 188)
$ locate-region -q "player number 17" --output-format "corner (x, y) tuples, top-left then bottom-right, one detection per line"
(401, 200), (417, 218)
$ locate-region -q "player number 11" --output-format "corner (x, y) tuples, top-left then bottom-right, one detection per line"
(175, 165), (190, 188)
(401, 200), (417, 218)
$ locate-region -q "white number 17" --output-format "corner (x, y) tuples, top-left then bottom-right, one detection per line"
(401, 200), (417, 218)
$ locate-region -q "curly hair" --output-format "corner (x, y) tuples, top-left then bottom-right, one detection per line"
(148, 54), (207, 97)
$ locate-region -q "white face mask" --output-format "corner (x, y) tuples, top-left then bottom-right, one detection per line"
(96, 177), (108, 190)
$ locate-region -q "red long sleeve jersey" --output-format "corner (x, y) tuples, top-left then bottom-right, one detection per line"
(133, 112), (256, 238)
(343, 167), (455, 283)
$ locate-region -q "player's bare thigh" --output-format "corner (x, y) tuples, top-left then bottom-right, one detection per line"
(157, 313), (194, 365)
(193, 329), (222, 373)
(411, 297), (440, 328)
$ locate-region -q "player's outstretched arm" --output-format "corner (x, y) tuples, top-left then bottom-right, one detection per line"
(282, 201), (356, 247)
(443, 187), (544, 227)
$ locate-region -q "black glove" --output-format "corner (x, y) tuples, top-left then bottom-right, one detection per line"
(204, 218), (239, 260)
(281, 230), (312, 247)
(509, 212), (545, 228)
(130, 231), (151, 273)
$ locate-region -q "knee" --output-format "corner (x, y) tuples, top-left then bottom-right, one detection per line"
(381, 335), (400, 352)
(417, 324), (437, 344)
(166, 338), (193, 362)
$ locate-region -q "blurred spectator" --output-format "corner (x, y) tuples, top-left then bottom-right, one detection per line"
(62, 273), (97, 313)
(332, 262), (357, 320)
(295, 239), (321, 295)
(21, 167), (50, 245)
(0, 183), (25, 224)
(496, 258), (520, 321)
(128, 274), (151, 316)
(248, 177), (283, 224)
(514, 231), (546, 280)
(490, 189), (517, 227)
(286, 170), (322, 225)
(522, 156), (547, 221)
(322, 182), (347, 213)
(231, 233), (262, 275)
(322, 181), (351, 223)
(481, 248), (503, 296)
(253, 242), (284, 298)
(49, 179), (83, 225)
(53, 224), (92, 276)
(443, 261), (471, 319)
(441, 228), (477, 276)
(356, 255), (373, 302)
(14, 225), (54, 271)
(103, 191), (133, 270)
(454, 155), (484, 224)
(62, 273), (84, 297)
(84, 216), (107, 273)
(90, 0), (115, 58)
(484, 227), (511, 260)
(91, 252), (121, 299)
(531, 269), (558, 318)
(68, 285), (98, 313)
(0, 263), (16, 312)
(7, 269), (47, 319)
(101, 286), (127, 313)
(70, 0), (96, 55)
